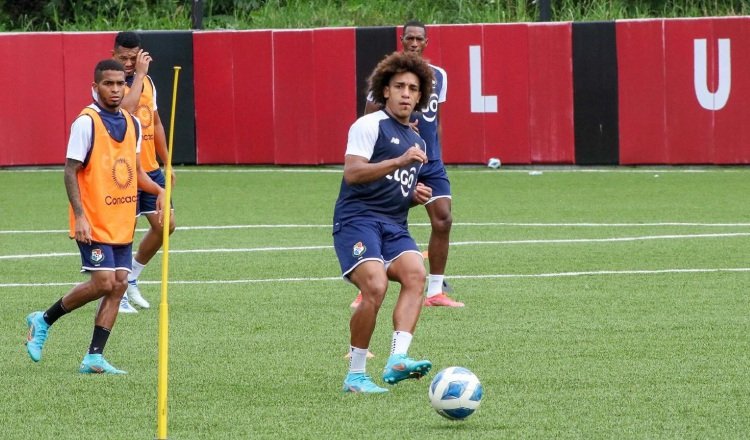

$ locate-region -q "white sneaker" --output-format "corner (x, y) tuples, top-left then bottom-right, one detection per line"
(118, 294), (138, 314)
(127, 280), (150, 309)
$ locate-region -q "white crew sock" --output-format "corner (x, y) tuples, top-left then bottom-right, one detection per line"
(348, 346), (369, 373)
(426, 274), (445, 297)
(129, 258), (146, 282)
(391, 331), (413, 356)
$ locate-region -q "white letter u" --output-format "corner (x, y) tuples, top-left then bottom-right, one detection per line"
(694, 38), (731, 111)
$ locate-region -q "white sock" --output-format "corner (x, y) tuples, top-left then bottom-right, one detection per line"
(348, 346), (369, 373)
(129, 258), (146, 282)
(426, 274), (444, 298)
(391, 331), (413, 355)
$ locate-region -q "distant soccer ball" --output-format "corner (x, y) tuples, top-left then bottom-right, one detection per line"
(428, 366), (483, 420)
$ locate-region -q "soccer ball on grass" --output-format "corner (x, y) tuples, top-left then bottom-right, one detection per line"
(428, 366), (483, 420)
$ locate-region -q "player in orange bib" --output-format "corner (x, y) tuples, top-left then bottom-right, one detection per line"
(24, 59), (165, 374)
(112, 31), (176, 312)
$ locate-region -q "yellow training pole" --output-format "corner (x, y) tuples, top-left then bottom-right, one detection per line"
(157, 66), (180, 440)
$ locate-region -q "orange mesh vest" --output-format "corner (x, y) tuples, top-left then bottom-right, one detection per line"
(126, 75), (159, 172)
(68, 107), (139, 244)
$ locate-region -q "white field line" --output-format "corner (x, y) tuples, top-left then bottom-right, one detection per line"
(171, 167), (748, 174)
(2, 232), (750, 261)
(2, 267), (749, 288)
(3, 221), (750, 235)
(3, 166), (745, 174)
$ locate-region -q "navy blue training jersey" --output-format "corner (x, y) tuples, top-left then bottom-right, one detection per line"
(92, 102), (130, 142)
(417, 64), (447, 161)
(333, 110), (427, 226)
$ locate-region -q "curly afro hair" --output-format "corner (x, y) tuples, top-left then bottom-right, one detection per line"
(367, 51), (434, 111)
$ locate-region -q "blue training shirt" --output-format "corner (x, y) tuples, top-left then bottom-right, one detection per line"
(416, 64), (447, 161)
(333, 110), (427, 226)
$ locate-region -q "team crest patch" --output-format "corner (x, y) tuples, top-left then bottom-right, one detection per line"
(352, 241), (366, 258)
(90, 248), (105, 265)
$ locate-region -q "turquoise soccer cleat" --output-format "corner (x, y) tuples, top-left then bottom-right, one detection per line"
(342, 372), (388, 393)
(382, 354), (432, 384)
(79, 354), (127, 375)
(25, 311), (50, 362)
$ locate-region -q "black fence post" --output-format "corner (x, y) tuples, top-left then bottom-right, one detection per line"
(192, 0), (203, 30)
(537, 0), (552, 21)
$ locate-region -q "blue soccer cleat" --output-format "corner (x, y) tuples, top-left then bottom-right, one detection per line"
(342, 372), (388, 393)
(382, 354), (432, 384)
(25, 311), (50, 362)
(79, 353), (127, 375)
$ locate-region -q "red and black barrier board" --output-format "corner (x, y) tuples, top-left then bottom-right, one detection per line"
(355, 27), (397, 117)
(2, 17), (749, 167)
(528, 23), (575, 164)
(1, 33), (80, 166)
(313, 28), (359, 164)
(62, 32), (116, 143)
(194, 30), (275, 164)
(616, 19), (667, 164)
(617, 17), (750, 164)
(194, 28), (357, 165)
(425, 23), (574, 165)
(0, 31), (194, 166)
(572, 21), (620, 165)
(139, 31), (196, 165)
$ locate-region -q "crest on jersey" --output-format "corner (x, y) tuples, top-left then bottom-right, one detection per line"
(352, 241), (366, 258)
(90, 248), (105, 265)
(112, 157), (134, 190)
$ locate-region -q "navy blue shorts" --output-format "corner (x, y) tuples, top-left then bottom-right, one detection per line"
(418, 159), (452, 200)
(77, 241), (133, 272)
(137, 169), (173, 216)
(332, 219), (422, 279)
